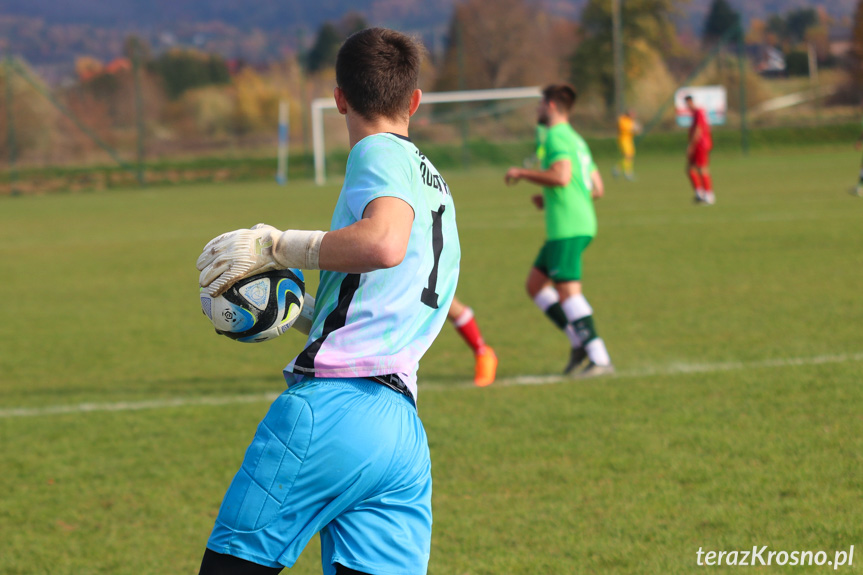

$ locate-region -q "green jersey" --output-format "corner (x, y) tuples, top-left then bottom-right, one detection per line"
(538, 122), (597, 239)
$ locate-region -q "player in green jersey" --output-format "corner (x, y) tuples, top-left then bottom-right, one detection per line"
(504, 84), (613, 378)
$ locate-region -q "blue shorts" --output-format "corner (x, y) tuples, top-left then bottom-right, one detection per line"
(206, 378), (432, 574)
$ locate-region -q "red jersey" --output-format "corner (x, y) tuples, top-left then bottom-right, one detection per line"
(689, 108), (712, 147)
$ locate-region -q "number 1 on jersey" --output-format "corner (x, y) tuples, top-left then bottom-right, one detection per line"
(421, 205), (445, 309)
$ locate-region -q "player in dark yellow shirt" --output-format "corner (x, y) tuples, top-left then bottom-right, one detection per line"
(613, 109), (640, 181)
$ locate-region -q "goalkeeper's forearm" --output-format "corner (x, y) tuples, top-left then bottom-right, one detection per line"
(273, 229), (326, 270)
(277, 216), (407, 273)
(315, 200), (413, 272)
(291, 293), (316, 335)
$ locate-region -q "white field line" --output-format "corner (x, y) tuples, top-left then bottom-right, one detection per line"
(2, 352), (861, 419)
(0, 393), (279, 419)
(479, 352), (863, 389)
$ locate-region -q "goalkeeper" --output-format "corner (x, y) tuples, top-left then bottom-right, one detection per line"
(195, 28), (459, 575)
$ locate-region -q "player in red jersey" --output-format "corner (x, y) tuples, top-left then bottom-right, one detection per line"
(685, 94), (715, 205)
(447, 296), (497, 386)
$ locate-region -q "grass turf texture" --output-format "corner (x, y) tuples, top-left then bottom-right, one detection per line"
(1, 146), (862, 574)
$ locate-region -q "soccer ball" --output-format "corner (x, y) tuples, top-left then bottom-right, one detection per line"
(200, 268), (305, 343)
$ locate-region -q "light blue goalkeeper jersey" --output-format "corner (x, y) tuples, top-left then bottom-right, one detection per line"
(284, 133), (460, 400)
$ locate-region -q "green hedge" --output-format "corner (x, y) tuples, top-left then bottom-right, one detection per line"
(2, 122), (859, 194)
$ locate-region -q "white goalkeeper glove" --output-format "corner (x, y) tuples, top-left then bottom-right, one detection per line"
(197, 223), (326, 297)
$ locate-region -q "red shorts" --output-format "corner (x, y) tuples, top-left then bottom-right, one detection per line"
(688, 142), (712, 168)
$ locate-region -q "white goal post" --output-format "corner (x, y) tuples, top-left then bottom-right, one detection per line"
(311, 86), (542, 185)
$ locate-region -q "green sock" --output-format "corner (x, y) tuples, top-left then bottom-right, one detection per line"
(545, 302), (568, 330)
(572, 315), (598, 345)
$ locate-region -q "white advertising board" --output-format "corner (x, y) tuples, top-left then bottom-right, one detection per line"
(675, 85), (727, 127)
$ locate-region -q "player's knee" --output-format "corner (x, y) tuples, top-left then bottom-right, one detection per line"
(526, 274), (546, 298)
(555, 281), (582, 300)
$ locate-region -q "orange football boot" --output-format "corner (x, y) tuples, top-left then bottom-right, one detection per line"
(474, 346), (498, 387)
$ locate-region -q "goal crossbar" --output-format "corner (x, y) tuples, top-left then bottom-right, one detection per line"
(311, 86), (541, 185)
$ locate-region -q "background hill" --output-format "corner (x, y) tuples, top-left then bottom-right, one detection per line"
(0, 0), (857, 68)
(0, 0), (855, 31)
(0, 0), (453, 31)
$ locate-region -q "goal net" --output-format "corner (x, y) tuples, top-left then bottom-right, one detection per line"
(311, 86), (542, 185)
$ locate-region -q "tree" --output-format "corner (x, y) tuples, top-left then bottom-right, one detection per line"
(75, 56), (104, 82)
(0, 58), (55, 162)
(123, 35), (152, 64)
(305, 23), (341, 73)
(851, 0), (863, 98)
(785, 8), (817, 44)
(232, 67), (279, 134)
(572, 0), (682, 110)
(766, 14), (787, 44)
(434, 0), (575, 92)
(702, 0), (740, 45)
(304, 12), (369, 73)
(804, 7), (832, 63)
(150, 49), (230, 100)
(766, 8), (818, 49)
(745, 18), (767, 46)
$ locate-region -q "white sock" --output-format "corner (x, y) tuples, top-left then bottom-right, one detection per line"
(560, 294), (592, 321)
(561, 294), (592, 349)
(585, 338), (611, 366)
(452, 307), (473, 328)
(535, 286), (582, 345)
(532, 285), (559, 312)
(564, 325), (582, 349)
(561, 295), (611, 365)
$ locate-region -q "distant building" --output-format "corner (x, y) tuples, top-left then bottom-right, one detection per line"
(755, 45), (786, 77)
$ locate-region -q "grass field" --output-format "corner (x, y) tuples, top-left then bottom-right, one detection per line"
(1, 146), (862, 574)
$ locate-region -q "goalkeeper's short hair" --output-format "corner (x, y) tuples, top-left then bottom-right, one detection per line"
(336, 28), (425, 123)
